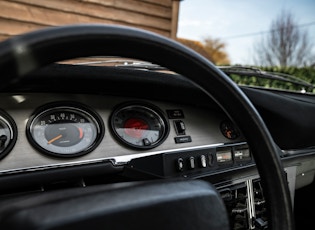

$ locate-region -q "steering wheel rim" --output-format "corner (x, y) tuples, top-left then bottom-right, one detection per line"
(0, 24), (294, 229)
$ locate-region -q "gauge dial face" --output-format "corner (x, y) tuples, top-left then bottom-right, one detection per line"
(0, 111), (17, 160)
(220, 120), (240, 140)
(110, 103), (169, 149)
(26, 103), (104, 157)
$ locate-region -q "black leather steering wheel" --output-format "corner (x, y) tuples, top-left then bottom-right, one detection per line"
(0, 24), (294, 229)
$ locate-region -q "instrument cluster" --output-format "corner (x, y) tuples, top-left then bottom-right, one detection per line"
(0, 100), (174, 159)
(0, 94), (247, 178)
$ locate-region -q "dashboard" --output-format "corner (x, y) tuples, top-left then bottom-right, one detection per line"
(0, 92), (250, 177)
(0, 61), (314, 229)
(0, 63), (312, 230)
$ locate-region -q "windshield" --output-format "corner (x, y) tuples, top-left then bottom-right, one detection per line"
(177, 0), (315, 93)
(1, 0), (314, 93)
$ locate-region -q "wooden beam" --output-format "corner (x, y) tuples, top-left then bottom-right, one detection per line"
(83, 0), (172, 7)
(0, 18), (44, 36)
(0, 16), (170, 39)
(80, 0), (172, 18)
(171, 0), (180, 39)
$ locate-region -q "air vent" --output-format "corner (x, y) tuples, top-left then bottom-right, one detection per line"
(219, 178), (267, 230)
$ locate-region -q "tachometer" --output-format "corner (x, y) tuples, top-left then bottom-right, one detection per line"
(110, 102), (169, 149)
(26, 102), (104, 157)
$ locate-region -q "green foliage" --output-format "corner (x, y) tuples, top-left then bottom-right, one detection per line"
(228, 66), (315, 93)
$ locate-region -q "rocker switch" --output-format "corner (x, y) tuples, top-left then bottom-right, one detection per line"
(189, 157), (195, 169)
(177, 158), (184, 171)
(174, 120), (186, 135)
(200, 155), (207, 168)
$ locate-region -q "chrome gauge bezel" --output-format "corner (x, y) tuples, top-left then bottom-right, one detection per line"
(26, 102), (105, 158)
(110, 102), (169, 149)
(0, 110), (17, 160)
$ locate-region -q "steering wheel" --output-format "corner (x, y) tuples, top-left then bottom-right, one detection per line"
(0, 24), (294, 229)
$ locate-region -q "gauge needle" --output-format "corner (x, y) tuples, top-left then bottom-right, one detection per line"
(79, 127), (83, 139)
(47, 134), (63, 144)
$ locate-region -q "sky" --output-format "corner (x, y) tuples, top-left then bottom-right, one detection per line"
(177, 0), (315, 65)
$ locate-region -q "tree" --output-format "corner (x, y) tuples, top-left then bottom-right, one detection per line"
(177, 37), (230, 65)
(253, 10), (313, 67)
(203, 37), (230, 65)
(176, 38), (214, 62)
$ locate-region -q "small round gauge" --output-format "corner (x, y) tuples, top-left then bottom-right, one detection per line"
(0, 110), (17, 160)
(110, 103), (169, 149)
(220, 120), (240, 140)
(26, 102), (104, 157)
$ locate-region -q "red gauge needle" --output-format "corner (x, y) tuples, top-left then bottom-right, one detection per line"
(79, 127), (83, 139)
(47, 134), (63, 144)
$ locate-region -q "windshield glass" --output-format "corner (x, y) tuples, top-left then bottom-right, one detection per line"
(177, 0), (315, 93)
(1, 0), (314, 93)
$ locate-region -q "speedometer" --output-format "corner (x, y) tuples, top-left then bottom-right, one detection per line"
(26, 102), (104, 158)
(110, 102), (169, 149)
